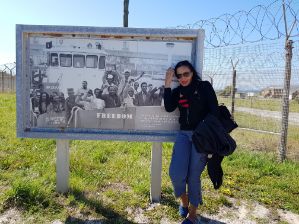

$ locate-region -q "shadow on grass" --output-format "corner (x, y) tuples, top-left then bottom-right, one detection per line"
(65, 188), (135, 224)
(65, 217), (104, 224)
(199, 215), (226, 224)
(160, 190), (179, 210)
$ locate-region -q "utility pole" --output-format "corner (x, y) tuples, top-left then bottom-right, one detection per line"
(123, 0), (129, 27)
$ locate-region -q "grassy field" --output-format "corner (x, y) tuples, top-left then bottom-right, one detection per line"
(0, 93), (299, 223)
(218, 96), (299, 113)
(220, 96), (299, 160)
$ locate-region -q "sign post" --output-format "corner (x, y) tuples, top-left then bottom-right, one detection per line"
(56, 139), (70, 193)
(150, 142), (162, 202)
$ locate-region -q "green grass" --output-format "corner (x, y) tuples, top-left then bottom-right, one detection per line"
(232, 111), (299, 160)
(218, 96), (299, 113)
(0, 93), (299, 223)
(219, 96), (299, 159)
(223, 150), (299, 209)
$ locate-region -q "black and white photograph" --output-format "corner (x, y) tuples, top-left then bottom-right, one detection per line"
(28, 35), (193, 130)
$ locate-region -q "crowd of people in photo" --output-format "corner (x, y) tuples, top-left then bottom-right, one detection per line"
(30, 69), (165, 126)
(30, 89), (67, 126)
(30, 90), (66, 115)
(72, 70), (165, 111)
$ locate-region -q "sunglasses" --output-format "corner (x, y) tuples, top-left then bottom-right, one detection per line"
(175, 71), (192, 79)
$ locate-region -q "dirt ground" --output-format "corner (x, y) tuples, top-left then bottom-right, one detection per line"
(1, 197), (298, 224)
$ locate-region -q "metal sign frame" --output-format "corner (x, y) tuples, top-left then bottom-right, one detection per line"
(16, 25), (204, 141)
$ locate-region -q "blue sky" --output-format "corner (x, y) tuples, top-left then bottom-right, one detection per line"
(0, 0), (269, 64)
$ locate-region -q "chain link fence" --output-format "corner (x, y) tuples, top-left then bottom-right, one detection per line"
(0, 63), (16, 92)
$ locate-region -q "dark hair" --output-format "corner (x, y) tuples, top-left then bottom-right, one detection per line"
(174, 60), (201, 82)
(141, 82), (147, 86)
(39, 92), (50, 103)
(108, 85), (117, 91)
(39, 92), (50, 114)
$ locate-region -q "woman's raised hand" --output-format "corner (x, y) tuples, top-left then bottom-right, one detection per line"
(165, 67), (174, 88)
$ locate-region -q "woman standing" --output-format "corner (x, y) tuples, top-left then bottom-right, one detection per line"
(164, 60), (219, 224)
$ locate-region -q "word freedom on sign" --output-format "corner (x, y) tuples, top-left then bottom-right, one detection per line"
(96, 113), (133, 119)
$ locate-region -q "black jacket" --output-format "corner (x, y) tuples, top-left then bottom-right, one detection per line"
(164, 80), (219, 130)
(192, 113), (237, 189)
(192, 114), (236, 156)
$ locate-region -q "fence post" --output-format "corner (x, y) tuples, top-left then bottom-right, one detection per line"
(230, 59), (238, 119)
(1, 71), (4, 92)
(231, 69), (237, 119)
(10, 70), (13, 92)
(3, 64), (16, 92)
(150, 142), (162, 203)
(278, 39), (293, 162)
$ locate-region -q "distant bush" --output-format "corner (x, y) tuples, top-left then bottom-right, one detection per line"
(219, 85), (236, 97)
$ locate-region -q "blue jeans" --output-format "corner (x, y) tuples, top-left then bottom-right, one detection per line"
(169, 131), (208, 207)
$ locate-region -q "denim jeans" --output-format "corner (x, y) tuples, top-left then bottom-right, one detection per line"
(169, 131), (208, 207)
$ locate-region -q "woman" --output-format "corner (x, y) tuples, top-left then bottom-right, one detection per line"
(164, 60), (219, 224)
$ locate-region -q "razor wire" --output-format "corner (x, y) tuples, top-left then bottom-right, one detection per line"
(174, 0), (299, 47)
(202, 39), (299, 91)
(0, 63), (16, 74)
